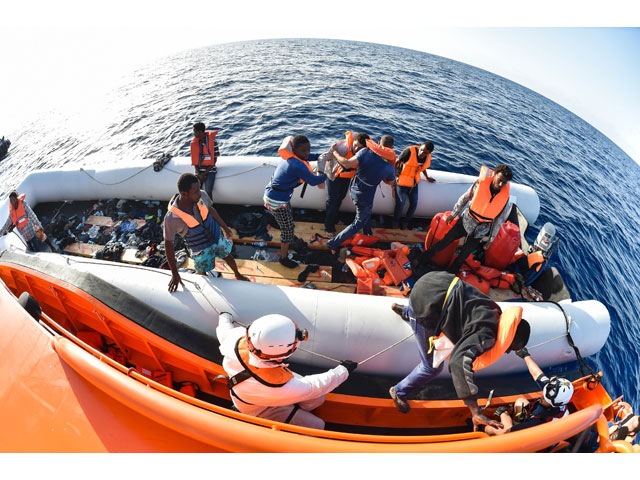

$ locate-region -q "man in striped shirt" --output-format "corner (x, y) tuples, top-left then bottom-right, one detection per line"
(1, 190), (46, 252)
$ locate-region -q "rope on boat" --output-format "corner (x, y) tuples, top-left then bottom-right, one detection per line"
(163, 163), (273, 179)
(529, 301), (600, 387)
(79, 165), (154, 185)
(355, 332), (415, 365)
(78, 161), (273, 187)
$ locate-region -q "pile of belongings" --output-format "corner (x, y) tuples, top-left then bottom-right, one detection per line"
(231, 212), (271, 241)
(42, 198), (178, 267)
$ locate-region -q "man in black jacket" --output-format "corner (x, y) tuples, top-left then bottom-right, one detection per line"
(389, 271), (530, 430)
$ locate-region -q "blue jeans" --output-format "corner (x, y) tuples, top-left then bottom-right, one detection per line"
(393, 304), (444, 399)
(203, 168), (217, 200)
(324, 177), (351, 232)
(393, 185), (419, 225)
(26, 236), (42, 252)
(326, 200), (373, 249)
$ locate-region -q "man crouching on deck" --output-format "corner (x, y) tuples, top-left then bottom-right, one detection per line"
(163, 173), (248, 292)
(217, 312), (357, 429)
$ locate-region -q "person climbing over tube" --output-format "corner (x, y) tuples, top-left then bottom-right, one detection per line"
(393, 141), (436, 230)
(323, 131), (369, 236)
(419, 164), (513, 274)
(217, 312), (357, 429)
(264, 135), (327, 268)
(190, 122), (220, 200)
(388, 271), (530, 432)
(483, 348), (575, 436)
(326, 135), (397, 254)
(163, 173), (248, 292)
(0, 190), (48, 252)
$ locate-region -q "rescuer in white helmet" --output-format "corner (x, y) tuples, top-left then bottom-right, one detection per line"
(484, 347), (575, 436)
(216, 312), (357, 429)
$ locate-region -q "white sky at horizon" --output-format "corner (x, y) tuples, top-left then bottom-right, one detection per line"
(1, 1), (639, 165)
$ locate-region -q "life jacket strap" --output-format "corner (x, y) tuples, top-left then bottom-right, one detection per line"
(228, 370), (252, 389)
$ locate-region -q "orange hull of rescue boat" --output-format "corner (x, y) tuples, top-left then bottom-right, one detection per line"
(0, 281), (217, 452)
(0, 265), (615, 453)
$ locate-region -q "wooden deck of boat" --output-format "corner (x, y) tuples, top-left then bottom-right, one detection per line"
(62, 215), (521, 301)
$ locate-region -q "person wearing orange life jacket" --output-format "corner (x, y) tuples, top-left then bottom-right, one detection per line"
(324, 131), (369, 236)
(393, 141), (436, 229)
(420, 164), (513, 274)
(163, 173), (248, 292)
(326, 135), (397, 253)
(388, 271), (530, 431)
(264, 135), (327, 268)
(190, 122), (220, 200)
(1, 190), (47, 252)
(217, 312), (357, 429)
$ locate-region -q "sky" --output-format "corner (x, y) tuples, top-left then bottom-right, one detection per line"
(1, 0), (639, 165)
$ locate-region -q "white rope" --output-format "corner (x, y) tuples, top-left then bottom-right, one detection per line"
(357, 332), (415, 365)
(526, 333), (568, 350)
(79, 165), (153, 185)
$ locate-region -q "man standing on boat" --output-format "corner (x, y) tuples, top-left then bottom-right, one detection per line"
(0, 190), (47, 252)
(323, 131), (369, 236)
(393, 141), (436, 230)
(388, 270), (530, 431)
(420, 164), (513, 274)
(191, 122), (219, 201)
(264, 135), (327, 268)
(217, 312), (357, 429)
(326, 135), (397, 253)
(163, 173), (248, 292)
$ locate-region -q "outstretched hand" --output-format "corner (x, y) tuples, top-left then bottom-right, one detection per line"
(168, 272), (184, 293)
(340, 360), (358, 374)
(516, 347), (530, 359)
(472, 413), (503, 431)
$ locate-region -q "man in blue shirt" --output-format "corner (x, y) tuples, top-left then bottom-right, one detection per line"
(326, 135), (396, 252)
(264, 135), (327, 267)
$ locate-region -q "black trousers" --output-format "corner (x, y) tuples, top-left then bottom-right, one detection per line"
(424, 219), (483, 273)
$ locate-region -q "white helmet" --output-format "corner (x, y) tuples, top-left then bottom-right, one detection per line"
(543, 377), (574, 407)
(246, 314), (308, 362)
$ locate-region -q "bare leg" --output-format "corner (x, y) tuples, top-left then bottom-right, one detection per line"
(224, 254), (249, 281)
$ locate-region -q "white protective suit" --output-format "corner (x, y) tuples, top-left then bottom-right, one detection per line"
(217, 313), (349, 429)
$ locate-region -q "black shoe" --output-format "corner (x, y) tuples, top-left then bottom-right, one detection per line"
(391, 303), (404, 317)
(389, 386), (410, 414)
(279, 257), (298, 269)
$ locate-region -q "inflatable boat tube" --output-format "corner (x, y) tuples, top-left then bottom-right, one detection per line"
(0, 156), (540, 226)
(0, 251), (610, 378)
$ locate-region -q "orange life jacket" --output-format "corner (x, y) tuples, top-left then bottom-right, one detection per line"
(473, 306), (523, 370)
(190, 130), (219, 168)
(527, 250), (546, 272)
(397, 146), (431, 187)
(334, 131), (359, 179)
(168, 196), (210, 227)
(278, 135), (315, 184)
(233, 336), (294, 387)
(365, 139), (396, 165)
(468, 166), (511, 223)
(429, 304), (523, 370)
(9, 194), (29, 229)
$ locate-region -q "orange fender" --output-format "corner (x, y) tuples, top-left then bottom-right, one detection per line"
(612, 440), (635, 453)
